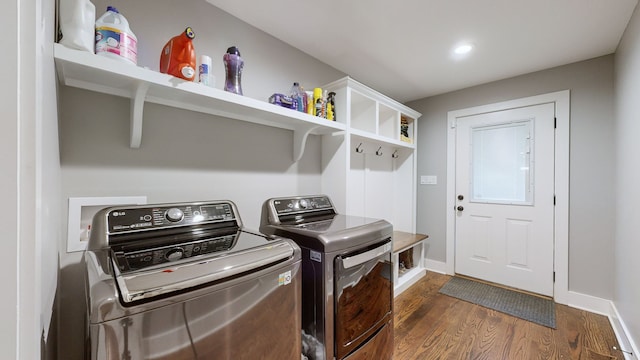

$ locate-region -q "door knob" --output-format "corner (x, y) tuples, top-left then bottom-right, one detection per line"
(457, 195), (464, 200)
(456, 206), (464, 211)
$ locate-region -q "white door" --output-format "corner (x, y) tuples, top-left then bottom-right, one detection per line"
(454, 103), (555, 296)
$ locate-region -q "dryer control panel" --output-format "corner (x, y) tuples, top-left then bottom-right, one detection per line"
(272, 195), (334, 215)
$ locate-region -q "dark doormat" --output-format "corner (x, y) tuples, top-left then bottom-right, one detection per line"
(439, 276), (556, 328)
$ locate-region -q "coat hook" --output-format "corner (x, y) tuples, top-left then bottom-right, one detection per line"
(355, 143), (364, 153)
(376, 146), (383, 156)
(392, 150), (399, 158)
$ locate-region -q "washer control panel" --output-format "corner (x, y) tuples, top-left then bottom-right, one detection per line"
(107, 202), (236, 233)
(272, 195), (334, 215)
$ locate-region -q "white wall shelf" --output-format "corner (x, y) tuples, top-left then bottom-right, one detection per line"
(324, 76), (419, 146)
(53, 44), (345, 161)
(350, 129), (415, 150)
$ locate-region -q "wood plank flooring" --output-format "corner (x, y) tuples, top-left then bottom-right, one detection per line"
(393, 272), (623, 360)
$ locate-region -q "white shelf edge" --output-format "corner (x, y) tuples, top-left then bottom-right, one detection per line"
(350, 128), (416, 150)
(53, 43), (346, 159)
(324, 76), (422, 120)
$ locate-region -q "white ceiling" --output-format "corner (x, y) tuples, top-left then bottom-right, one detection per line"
(206, 0), (638, 102)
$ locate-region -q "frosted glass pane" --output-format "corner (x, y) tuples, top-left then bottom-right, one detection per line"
(471, 121), (532, 204)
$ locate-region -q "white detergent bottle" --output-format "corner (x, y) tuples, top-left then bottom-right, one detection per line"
(59, 0), (95, 52)
(95, 6), (137, 65)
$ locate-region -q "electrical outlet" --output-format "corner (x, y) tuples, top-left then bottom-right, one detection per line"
(420, 175), (437, 185)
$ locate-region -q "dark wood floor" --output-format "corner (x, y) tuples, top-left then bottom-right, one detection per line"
(393, 272), (623, 360)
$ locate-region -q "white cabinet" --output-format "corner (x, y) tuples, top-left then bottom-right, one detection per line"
(321, 77), (421, 233)
(319, 77), (425, 295)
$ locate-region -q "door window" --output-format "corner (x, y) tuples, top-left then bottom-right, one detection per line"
(470, 120), (533, 205)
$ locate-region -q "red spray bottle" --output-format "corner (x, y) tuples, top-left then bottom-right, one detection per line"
(160, 27), (196, 81)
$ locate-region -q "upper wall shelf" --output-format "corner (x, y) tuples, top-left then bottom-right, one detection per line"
(53, 44), (346, 161)
(324, 76), (420, 151)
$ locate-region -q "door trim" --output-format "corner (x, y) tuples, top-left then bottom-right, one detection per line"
(446, 90), (570, 304)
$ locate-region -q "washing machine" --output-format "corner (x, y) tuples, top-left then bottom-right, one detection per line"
(83, 200), (302, 360)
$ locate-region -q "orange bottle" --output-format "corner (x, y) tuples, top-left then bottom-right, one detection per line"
(160, 27), (196, 81)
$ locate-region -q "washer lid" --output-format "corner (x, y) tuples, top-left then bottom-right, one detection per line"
(112, 231), (295, 304)
(260, 195), (393, 252)
(261, 214), (392, 253)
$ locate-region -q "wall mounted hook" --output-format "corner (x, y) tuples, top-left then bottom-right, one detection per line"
(392, 150), (399, 158)
(355, 143), (364, 153)
(376, 146), (383, 156)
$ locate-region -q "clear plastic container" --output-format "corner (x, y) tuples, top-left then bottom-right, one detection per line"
(199, 55), (214, 87)
(289, 82), (306, 112)
(95, 6), (137, 65)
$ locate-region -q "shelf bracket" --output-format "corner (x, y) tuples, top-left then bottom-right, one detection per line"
(130, 81), (150, 148)
(293, 126), (319, 162)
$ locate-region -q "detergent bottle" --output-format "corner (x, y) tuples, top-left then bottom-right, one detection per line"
(59, 0), (95, 52)
(95, 6), (137, 64)
(223, 46), (244, 94)
(160, 27), (196, 81)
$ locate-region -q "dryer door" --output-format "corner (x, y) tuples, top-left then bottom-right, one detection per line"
(334, 239), (392, 359)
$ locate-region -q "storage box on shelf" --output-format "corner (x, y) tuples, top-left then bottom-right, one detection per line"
(53, 44), (345, 161)
(400, 115), (414, 144)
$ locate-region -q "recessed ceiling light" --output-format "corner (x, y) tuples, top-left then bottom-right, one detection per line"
(454, 44), (473, 55)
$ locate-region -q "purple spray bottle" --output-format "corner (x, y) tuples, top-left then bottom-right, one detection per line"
(223, 46), (244, 95)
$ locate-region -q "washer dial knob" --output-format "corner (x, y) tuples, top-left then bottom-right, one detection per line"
(299, 199), (309, 209)
(165, 208), (184, 222)
(165, 248), (184, 261)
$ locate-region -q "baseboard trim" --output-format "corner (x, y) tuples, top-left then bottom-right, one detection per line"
(609, 302), (638, 360)
(424, 259), (448, 275)
(567, 290), (611, 316)
(567, 291), (637, 359)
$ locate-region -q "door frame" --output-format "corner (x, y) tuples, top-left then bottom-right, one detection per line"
(446, 90), (570, 304)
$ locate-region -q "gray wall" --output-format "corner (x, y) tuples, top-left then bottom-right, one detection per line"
(614, 2), (640, 352)
(408, 55), (616, 300)
(57, 1), (344, 359)
(1, 0), (20, 357)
